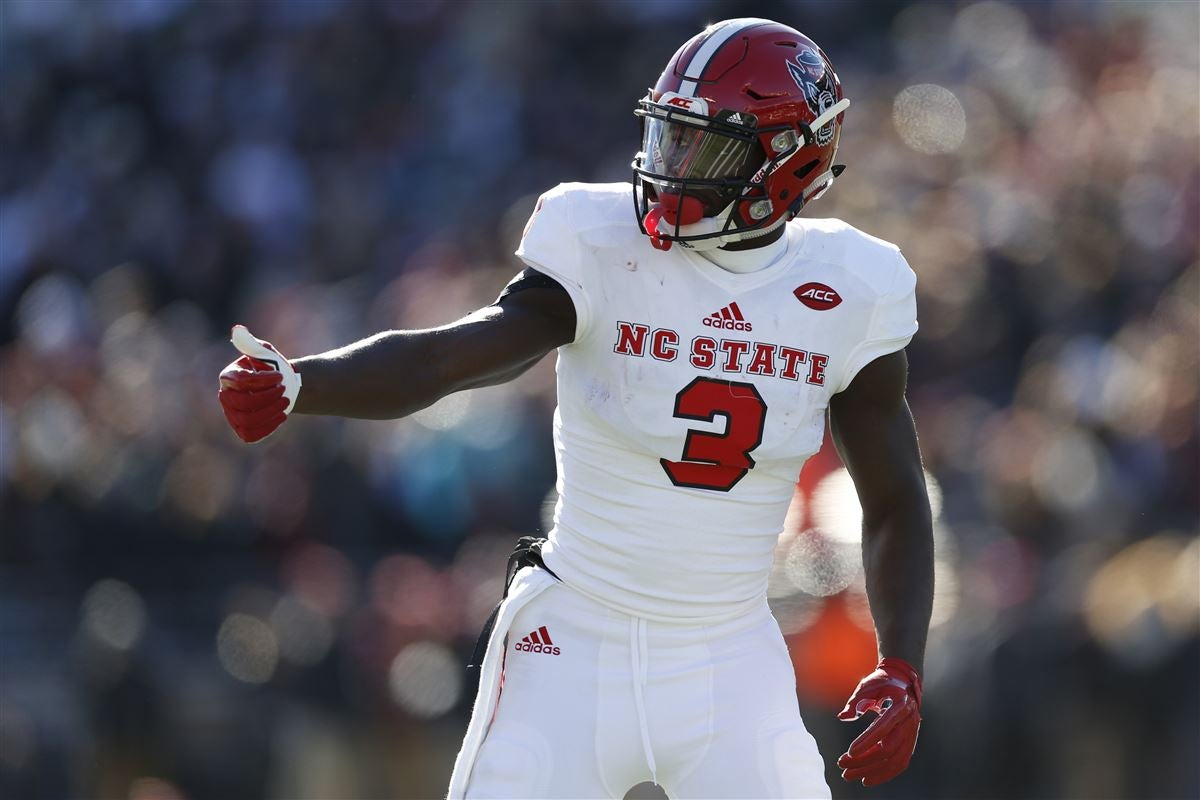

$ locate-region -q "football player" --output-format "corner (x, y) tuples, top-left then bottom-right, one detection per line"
(219, 18), (933, 798)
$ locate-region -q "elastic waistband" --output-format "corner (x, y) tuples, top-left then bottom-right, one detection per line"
(539, 561), (774, 642)
(543, 550), (769, 626)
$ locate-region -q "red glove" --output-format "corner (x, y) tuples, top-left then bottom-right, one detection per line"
(837, 657), (923, 787)
(218, 326), (302, 443)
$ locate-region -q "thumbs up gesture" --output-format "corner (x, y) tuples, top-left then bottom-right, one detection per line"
(217, 325), (302, 443)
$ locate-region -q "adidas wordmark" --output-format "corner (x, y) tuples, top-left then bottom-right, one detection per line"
(514, 625), (561, 655)
(702, 301), (753, 332)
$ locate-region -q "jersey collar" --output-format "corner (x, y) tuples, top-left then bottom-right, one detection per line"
(675, 221), (805, 293)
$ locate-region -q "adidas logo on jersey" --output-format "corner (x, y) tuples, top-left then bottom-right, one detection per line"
(514, 625), (560, 655)
(703, 302), (753, 332)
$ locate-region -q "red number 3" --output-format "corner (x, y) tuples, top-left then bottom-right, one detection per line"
(660, 377), (768, 492)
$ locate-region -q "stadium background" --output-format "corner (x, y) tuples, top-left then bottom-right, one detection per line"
(1, 1), (1197, 798)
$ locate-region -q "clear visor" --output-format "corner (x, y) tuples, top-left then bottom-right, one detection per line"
(642, 117), (757, 186)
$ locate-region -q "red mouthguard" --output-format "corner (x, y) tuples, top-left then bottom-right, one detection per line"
(643, 194), (704, 251)
(659, 193), (704, 225)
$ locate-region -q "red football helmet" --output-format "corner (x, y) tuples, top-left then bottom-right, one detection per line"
(632, 18), (850, 251)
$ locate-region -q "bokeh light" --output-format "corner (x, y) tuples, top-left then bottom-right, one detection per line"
(951, 2), (1032, 71)
(216, 614), (279, 684)
(128, 777), (186, 800)
(81, 579), (147, 652)
(1084, 534), (1200, 667)
(892, 84), (967, 154)
(784, 529), (860, 597)
(269, 594), (334, 667)
(15, 273), (88, 354)
(411, 392), (473, 433)
(809, 467), (943, 544)
(388, 641), (462, 719)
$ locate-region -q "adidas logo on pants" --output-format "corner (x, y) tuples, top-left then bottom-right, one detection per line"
(513, 625), (561, 655)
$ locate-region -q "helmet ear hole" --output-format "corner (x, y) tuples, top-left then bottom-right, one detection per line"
(793, 159), (819, 181)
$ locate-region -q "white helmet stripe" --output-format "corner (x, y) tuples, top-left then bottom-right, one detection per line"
(677, 18), (771, 97)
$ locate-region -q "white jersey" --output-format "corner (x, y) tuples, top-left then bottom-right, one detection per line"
(516, 182), (917, 622)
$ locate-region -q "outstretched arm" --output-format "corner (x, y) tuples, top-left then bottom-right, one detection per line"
(293, 275), (575, 419)
(828, 348), (933, 787)
(217, 270), (575, 440)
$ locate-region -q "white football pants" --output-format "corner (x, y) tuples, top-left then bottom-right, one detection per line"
(450, 567), (831, 799)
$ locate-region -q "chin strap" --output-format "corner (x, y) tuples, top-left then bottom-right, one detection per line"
(652, 202), (735, 251)
(652, 201), (789, 251)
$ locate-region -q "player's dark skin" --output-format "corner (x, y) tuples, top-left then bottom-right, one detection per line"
(292, 263), (935, 674)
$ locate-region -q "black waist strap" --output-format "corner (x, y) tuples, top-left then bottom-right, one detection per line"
(467, 536), (559, 672)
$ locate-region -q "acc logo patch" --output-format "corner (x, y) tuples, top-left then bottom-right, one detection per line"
(659, 92), (710, 116)
(794, 282), (842, 310)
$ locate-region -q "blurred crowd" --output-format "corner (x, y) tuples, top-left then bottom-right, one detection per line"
(1, 1), (1197, 799)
